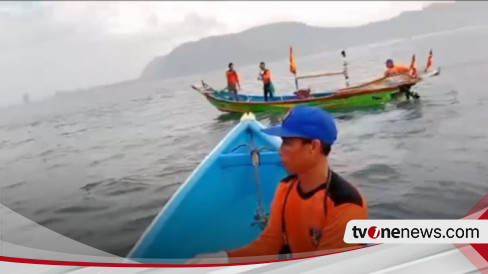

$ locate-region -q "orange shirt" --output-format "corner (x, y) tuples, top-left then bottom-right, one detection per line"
(226, 170), (368, 261)
(261, 69), (272, 84)
(226, 70), (240, 85)
(385, 65), (410, 77)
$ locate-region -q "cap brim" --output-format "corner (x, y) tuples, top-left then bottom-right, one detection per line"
(261, 126), (307, 139)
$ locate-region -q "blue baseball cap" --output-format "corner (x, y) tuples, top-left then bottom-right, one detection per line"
(261, 106), (337, 145)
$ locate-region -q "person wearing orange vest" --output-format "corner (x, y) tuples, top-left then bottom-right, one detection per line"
(226, 63), (241, 101)
(384, 59), (410, 77)
(187, 106), (369, 264)
(258, 62), (275, 102)
(384, 59), (420, 100)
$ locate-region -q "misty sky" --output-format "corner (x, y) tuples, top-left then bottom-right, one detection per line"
(0, 1), (436, 106)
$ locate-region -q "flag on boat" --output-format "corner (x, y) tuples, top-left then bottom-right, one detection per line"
(290, 46), (297, 75)
(425, 49), (433, 72)
(409, 54), (417, 78)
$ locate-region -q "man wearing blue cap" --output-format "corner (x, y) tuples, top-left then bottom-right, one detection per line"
(188, 106), (368, 264)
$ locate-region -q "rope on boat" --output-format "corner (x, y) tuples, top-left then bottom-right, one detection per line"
(251, 149), (266, 224)
(231, 131), (275, 230)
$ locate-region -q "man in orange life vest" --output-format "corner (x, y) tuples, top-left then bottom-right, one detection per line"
(187, 106), (369, 264)
(226, 63), (241, 101)
(384, 59), (410, 77)
(258, 62), (275, 101)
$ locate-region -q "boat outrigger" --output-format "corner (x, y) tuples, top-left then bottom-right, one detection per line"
(192, 50), (440, 114)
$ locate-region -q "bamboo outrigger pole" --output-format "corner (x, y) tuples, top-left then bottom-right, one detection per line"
(296, 71), (345, 80)
(291, 49), (351, 88)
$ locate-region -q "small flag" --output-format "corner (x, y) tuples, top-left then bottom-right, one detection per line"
(425, 49), (433, 72)
(409, 54), (417, 78)
(289, 46), (297, 75)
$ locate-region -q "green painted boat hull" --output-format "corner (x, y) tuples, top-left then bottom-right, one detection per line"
(193, 68), (440, 114)
(203, 88), (406, 113)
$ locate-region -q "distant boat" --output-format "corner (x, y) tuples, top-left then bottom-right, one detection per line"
(192, 71), (439, 114)
(192, 49), (440, 114)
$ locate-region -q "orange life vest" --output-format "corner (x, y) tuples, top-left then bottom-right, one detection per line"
(385, 65), (410, 77)
(226, 70), (240, 85)
(261, 69), (272, 84)
(226, 170), (368, 261)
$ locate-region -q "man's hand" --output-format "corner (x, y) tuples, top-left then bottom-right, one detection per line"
(186, 251), (229, 264)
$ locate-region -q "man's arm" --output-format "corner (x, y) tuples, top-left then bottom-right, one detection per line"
(226, 185), (287, 262)
(186, 183), (290, 264)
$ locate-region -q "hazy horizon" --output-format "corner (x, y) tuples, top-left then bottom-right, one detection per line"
(0, 1), (442, 107)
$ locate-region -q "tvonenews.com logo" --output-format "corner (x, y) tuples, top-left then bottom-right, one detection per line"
(353, 225), (478, 240)
(344, 220), (488, 244)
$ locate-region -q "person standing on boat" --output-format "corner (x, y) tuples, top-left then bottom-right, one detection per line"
(258, 62), (275, 102)
(226, 63), (241, 101)
(188, 106), (368, 264)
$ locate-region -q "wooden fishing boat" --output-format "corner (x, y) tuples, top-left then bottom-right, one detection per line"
(193, 48), (440, 114)
(192, 71), (438, 114)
